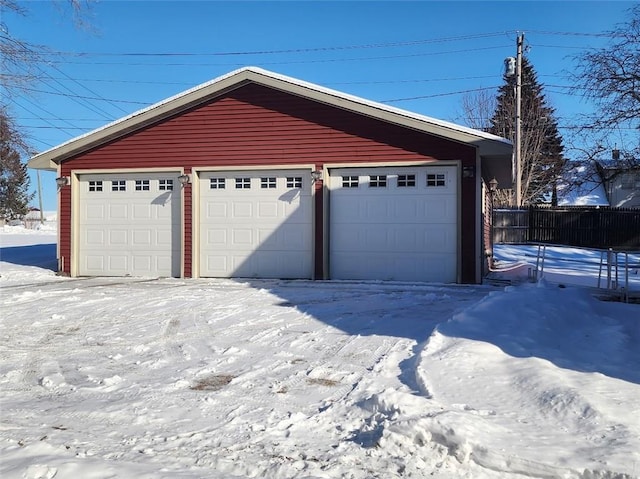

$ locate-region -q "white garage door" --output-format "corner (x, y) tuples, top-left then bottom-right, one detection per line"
(78, 173), (181, 277)
(199, 170), (313, 278)
(329, 166), (458, 282)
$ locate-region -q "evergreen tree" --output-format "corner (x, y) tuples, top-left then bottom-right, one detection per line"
(0, 109), (34, 220)
(489, 57), (565, 206)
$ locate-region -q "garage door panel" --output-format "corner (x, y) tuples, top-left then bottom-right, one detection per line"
(332, 251), (456, 282)
(206, 255), (228, 274)
(423, 196), (456, 221)
(232, 228), (253, 246)
(108, 204), (128, 220)
(258, 228), (279, 247)
(132, 255), (152, 272)
(132, 204), (151, 219)
(132, 229), (152, 246)
(285, 203), (311, 223)
(199, 170), (312, 279)
(424, 228), (457, 252)
(280, 225), (310, 249)
(155, 204), (174, 219)
(156, 256), (173, 273)
(109, 230), (127, 245)
(206, 229), (227, 245)
(394, 227), (419, 251)
(86, 230), (105, 246)
(107, 256), (127, 272)
(86, 204), (106, 221)
(366, 198), (393, 219)
(233, 202), (253, 218)
(86, 255), (105, 271)
(78, 173), (181, 277)
(393, 198), (419, 219)
(156, 229), (174, 246)
(207, 202), (228, 218)
(330, 166), (457, 283)
(258, 202), (278, 218)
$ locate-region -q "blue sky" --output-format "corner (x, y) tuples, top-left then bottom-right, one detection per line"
(3, 0), (634, 211)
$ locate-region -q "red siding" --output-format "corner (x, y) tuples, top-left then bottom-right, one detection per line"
(183, 167), (193, 278)
(58, 187), (71, 275)
(313, 165), (324, 279)
(60, 83), (479, 282)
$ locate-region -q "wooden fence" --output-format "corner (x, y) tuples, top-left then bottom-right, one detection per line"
(493, 208), (529, 244)
(493, 206), (640, 249)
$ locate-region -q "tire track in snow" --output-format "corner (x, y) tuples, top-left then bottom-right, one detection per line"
(1, 278), (499, 478)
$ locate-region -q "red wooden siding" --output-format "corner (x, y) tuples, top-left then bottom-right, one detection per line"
(313, 165), (324, 279)
(59, 83), (479, 282)
(58, 187), (71, 275)
(183, 167), (193, 278)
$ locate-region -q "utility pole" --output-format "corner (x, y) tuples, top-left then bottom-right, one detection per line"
(515, 33), (524, 207)
(37, 170), (44, 224)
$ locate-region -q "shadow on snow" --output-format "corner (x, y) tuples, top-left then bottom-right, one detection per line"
(0, 243), (57, 271)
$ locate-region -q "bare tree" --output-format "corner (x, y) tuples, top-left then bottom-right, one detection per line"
(459, 89), (496, 132)
(0, 0), (95, 214)
(1, 0), (94, 96)
(570, 4), (640, 165)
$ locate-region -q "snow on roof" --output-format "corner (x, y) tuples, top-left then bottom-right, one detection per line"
(557, 162), (609, 207)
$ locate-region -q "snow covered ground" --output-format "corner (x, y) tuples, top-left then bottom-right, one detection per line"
(1, 225), (639, 479)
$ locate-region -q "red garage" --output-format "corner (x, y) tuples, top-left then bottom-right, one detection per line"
(28, 67), (512, 284)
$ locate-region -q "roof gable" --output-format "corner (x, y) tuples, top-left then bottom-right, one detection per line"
(28, 66), (512, 172)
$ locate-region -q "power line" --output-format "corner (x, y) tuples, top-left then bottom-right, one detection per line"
(48, 63), (130, 115)
(382, 86), (502, 103)
(9, 96), (78, 137)
(33, 68), (115, 121)
(37, 32), (513, 57)
(524, 30), (620, 38)
(530, 43), (602, 51)
(41, 45), (512, 67)
(28, 30), (621, 59)
(329, 75), (498, 86)
(16, 86), (150, 105)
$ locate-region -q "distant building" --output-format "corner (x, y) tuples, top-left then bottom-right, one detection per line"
(557, 161), (609, 207)
(598, 164), (640, 208)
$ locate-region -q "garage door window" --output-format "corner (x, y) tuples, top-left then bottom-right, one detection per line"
(236, 178), (251, 189)
(342, 176), (359, 188)
(210, 178), (226, 189)
(135, 180), (150, 191)
(261, 177), (277, 189)
(159, 179), (174, 191)
(286, 177), (302, 188)
(112, 180), (126, 192)
(88, 181), (103, 192)
(427, 173), (446, 187)
(369, 175), (387, 188)
(398, 174), (416, 187)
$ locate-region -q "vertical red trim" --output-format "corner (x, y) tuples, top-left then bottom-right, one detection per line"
(183, 171), (193, 278)
(59, 167), (72, 276)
